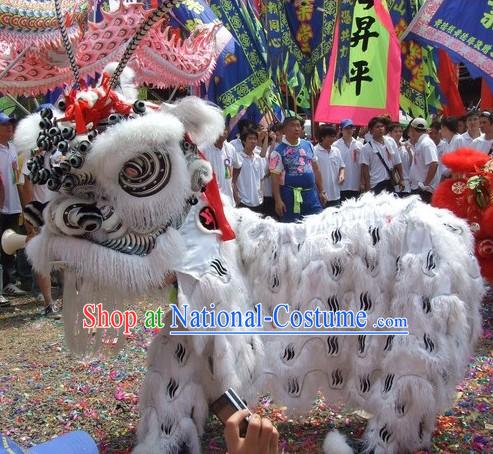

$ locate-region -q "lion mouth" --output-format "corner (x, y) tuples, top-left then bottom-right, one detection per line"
(91, 221), (173, 256)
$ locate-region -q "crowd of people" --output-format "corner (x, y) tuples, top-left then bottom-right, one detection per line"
(1, 107), (492, 315)
(204, 110), (493, 221)
(0, 111), (60, 315)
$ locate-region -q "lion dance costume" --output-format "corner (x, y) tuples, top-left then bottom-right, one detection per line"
(11, 2), (484, 453)
(432, 148), (493, 282)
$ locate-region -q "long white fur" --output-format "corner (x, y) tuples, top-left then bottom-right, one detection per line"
(135, 192), (484, 454)
(103, 62), (138, 101)
(12, 112), (42, 158)
(161, 97), (224, 146)
(323, 431), (354, 454)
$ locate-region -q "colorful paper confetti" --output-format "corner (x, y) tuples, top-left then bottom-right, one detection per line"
(1, 294), (492, 453)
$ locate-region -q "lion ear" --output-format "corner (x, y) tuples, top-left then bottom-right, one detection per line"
(161, 97), (225, 145)
(188, 158), (213, 192)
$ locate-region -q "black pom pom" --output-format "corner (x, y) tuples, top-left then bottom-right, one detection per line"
(108, 113), (122, 125)
(188, 196), (198, 206)
(47, 178), (61, 191)
(58, 141), (69, 154)
(40, 108), (53, 120)
(77, 140), (91, 154)
(59, 160), (72, 172)
(39, 118), (52, 130)
(36, 137), (47, 149)
(62, 175), (76, 190)
(133, 100), (146, 114)
(37, 169), (50, 185)
(31, 171), (40, 184)
(87, 130), (98, 141)
(68, 152), (84, 169)
(51, 166), (64, 178)
(48, 127), (60, 137)
(61, 127), (75, 140)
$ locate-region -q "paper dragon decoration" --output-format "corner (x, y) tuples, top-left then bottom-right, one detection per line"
(0, 0), (219, 96)
(10, 2), (484, 454)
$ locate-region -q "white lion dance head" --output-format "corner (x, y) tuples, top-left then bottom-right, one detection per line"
(16, 64), (228, 354)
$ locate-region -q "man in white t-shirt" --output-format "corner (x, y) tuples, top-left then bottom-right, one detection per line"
(333, 119), (363, 201)
(360, 116), (404, 194)
(408, 118), (439, 203)
(439, 116), (466, 177)
(0, 112), (26, 303)
(315, 125), (345, 207)
(461, 110), (482, 145)
(472, 111), (493, 155)
(200, 129), (242, 205)
(229, 119), (257, 155)
(233, 128), (267, 213)
(388, 123), (412, 194)
(429, 121), (447, 180)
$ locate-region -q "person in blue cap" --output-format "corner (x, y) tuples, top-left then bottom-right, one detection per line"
(0, 111), (26, 305)
(269, 116), (327, 222)
(334, 119), (363, 201)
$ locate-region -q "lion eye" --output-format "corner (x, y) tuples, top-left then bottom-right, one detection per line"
(123, 166), (139, 178)
(119, 151), (171, 197)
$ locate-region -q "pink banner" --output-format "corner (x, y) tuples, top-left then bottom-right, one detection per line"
(315, 0), (401, 126)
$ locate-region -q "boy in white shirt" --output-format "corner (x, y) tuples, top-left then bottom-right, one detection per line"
(333, 119), (363, 201)
(360, 116), (404, 194)
(314, 125), (345, 207)
(200, 129), (242, 205)
(233, 129), (267, 213)
(229, 119), (257, 155)
(429, 120), (447, 180)
(408, 118), (439, 203)
(439, 116), (466, 177)
(0, 112), (26, 304)
(472, 111), (493, 155)
(461, 110), (482, 145)
(388, 123), (412, 195)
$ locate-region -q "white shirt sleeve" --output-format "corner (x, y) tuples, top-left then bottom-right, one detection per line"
(386, 138), (402, 166)
(229, 144), (243, 169)
(336, 149), (345, 168)
(359, 144), (371, 166)
(423, 140), (438, 165)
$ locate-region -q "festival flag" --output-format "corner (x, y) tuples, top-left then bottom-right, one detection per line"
(166, 0), (271, 118)
(481, 80), (493, 110)
(315, 0), (401, 125)
(388, 0), (442, 119)
(265, 0), (338, 113)
(405, 0), (493, 89)
(438, 49), (465, 116)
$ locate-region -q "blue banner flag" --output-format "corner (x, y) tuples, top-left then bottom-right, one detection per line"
(165, 0), (271, 118)
(387, 0), (443, 118)
(407, 0), (493, 89)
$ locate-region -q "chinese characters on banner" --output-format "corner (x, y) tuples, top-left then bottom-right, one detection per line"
(315, 0), (401, 125)
(406, 0), (493, 89)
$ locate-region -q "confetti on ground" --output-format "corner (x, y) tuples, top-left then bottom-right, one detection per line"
(1, 294), (492, 453)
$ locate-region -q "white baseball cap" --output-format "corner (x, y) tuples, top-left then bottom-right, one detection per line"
(409, 118), (428, 132)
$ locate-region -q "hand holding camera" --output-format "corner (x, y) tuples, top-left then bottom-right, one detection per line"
(211, 388), (279, 454)
(224, 410), (279, 454)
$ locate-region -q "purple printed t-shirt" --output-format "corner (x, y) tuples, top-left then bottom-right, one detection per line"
(269, 138), (318, 189)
